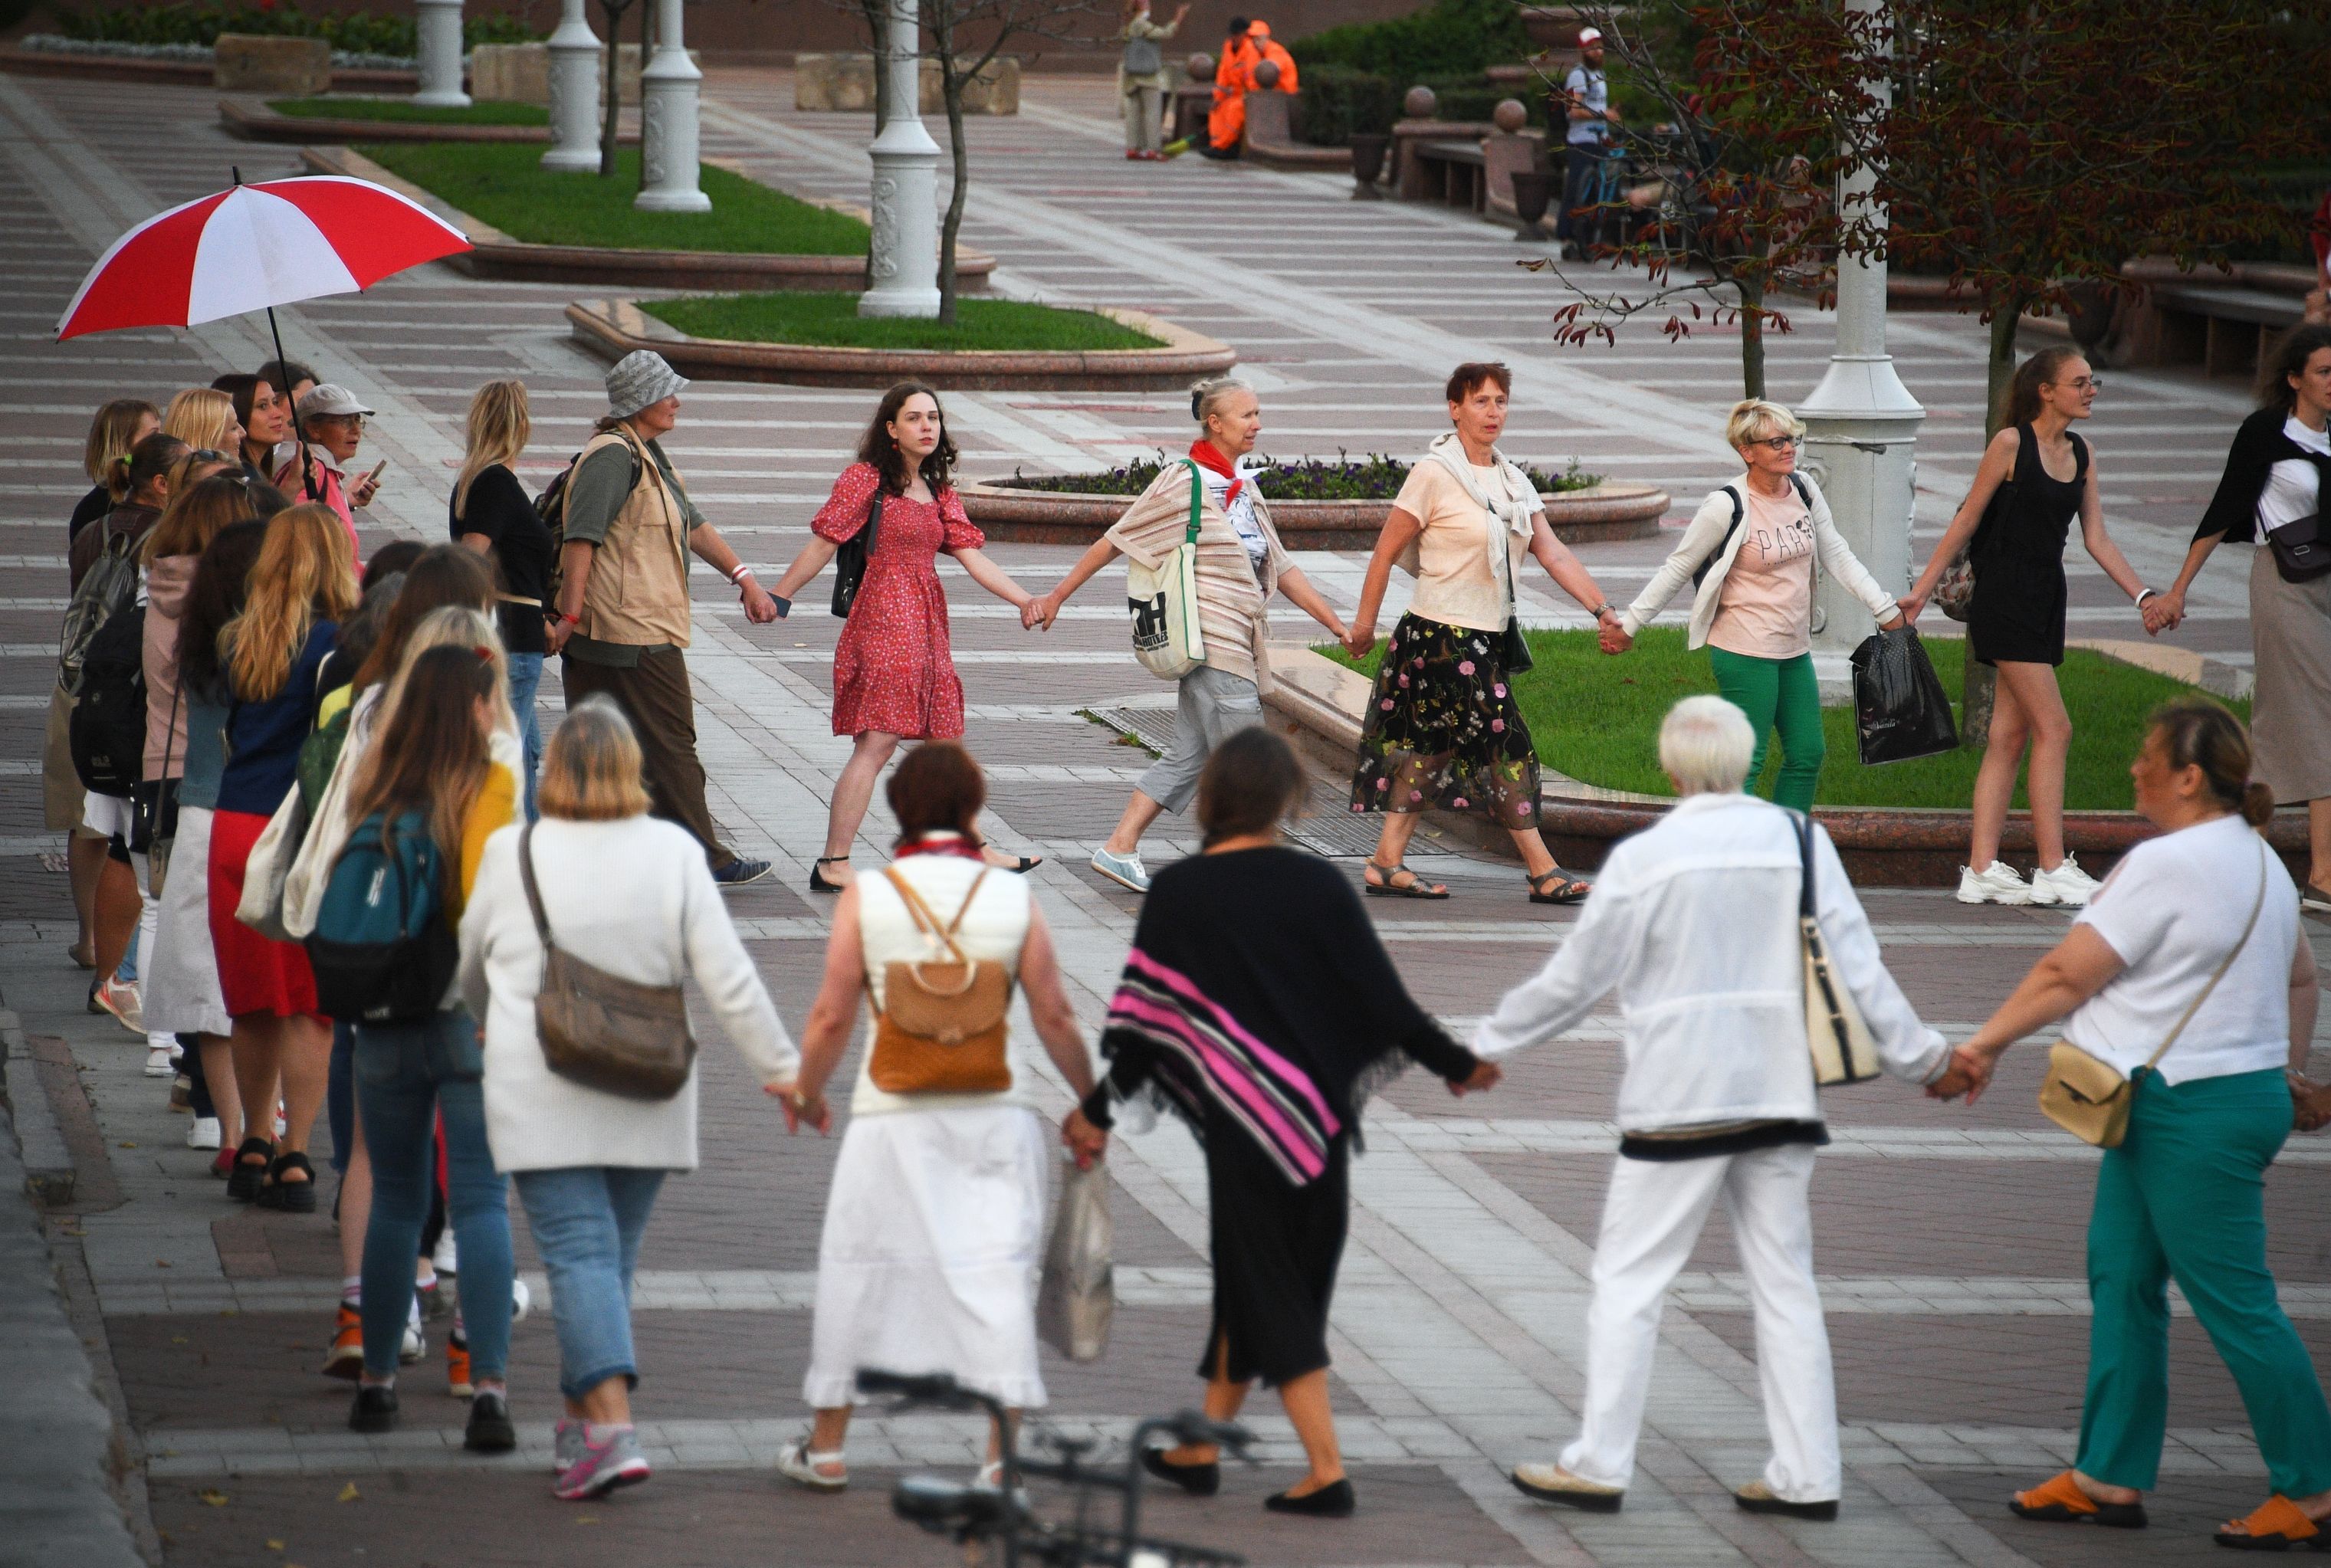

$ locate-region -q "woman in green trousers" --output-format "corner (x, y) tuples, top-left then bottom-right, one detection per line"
(1604, 399), (1905, 812)
(1935, 702), (2331, 1550)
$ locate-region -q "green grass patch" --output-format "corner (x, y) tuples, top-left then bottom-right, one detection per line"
(639, 292), (1165, 353)
(1321, 627), (2251, 811)
(356, 143), (868, 255)
(271, 97), (549, 126)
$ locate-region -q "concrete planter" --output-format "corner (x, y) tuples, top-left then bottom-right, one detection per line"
(566, 298), (1236, 392)
(213, 33), (331, 95)
(220, 95), (643, 145)
(0, 44), (415, 90)
(957, 479), (1666, 549)
(1261, 645), (2310, 887)
(794, 53), (1020, 115)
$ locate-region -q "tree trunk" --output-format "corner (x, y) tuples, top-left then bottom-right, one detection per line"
(596, 0), (625, 176)
(862, 0), (891, 130)
(1738, 274), (1766, 401)
(938, 76), (969, 325)
(1958, 300), (2029, 750)
(635, 0), (653, 198)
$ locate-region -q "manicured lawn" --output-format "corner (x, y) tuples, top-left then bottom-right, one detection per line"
(356, 143), (869, 255)
(270, 97), (548, 126)
(1322, 627), (2250, 810)
(640, 292), (1166, 352)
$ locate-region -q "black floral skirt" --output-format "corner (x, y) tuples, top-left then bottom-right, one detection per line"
(1348, 613), (1541, 830)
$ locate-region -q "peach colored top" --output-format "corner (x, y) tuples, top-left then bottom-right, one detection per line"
(1706, 482), (1814, 659)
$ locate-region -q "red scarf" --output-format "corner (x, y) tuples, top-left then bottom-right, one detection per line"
(1187, 439), (1244, 508)
(895, 832), (986, 862)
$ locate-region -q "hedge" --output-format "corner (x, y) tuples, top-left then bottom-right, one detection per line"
(54, 4), (541, 54)
(1292, 65), (1550, 146)
(1289, 0), (1531, 77)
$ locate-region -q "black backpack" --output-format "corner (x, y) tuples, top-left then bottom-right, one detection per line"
(60, 525), (141, 697)
(534, 440), (641, 612)
(69, 599), (146, 798)
(1692, 472), (1814, 590)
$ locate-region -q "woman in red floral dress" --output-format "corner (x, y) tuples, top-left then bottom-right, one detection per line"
(770, 382), (1042, 890)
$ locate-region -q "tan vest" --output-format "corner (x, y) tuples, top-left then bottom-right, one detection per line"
(576, 427), (693, 648)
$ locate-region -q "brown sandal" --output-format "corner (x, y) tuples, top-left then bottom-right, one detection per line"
(1364, 861), (1449, 899)
(2008, 1471), (2147, 1530)
(1528, 868), (1591, 905)
(2214, 1495), (2327, 1551)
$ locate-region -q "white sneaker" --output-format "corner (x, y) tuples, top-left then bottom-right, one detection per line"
(1956, 861), (2034, 906)
(432, 1232), (459, 1276)
(144, 1044), (176, 1078)
(511, 1277), (531, 1324)
(1090, 846), (1151, 894)
(186, 1116), (222, 1150)
(2030, 855), (2100, 908)
(400, 1321), (426, 1363)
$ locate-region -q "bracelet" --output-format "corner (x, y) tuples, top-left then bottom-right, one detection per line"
(2135, 587), (2157, 606)
(556, 612), (579, 626)
(729, 563), (754, 584)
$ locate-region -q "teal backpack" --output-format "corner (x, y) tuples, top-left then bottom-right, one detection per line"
(306, 809), (458, 1025)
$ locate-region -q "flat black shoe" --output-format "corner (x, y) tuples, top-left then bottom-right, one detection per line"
(226, 1137), (274, 1202)
(1734, 1481), (1838, 1520)
(465, 1389), (516, 1452)
(1266, 1479), (1354, 1517)
(349, 1383), (398, 1433)
(256, 1150), (317, 1213)
(1141, 1448), (1220, 1497)
(714, 857), (771, 888)
(808, 856), (849, 893)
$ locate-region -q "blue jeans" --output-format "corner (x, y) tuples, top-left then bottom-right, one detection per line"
(354, 1009), (513, 1383)
(326, 1019), (354, 1175)
(506, 651), (544, 821)
(513, 1166), (666, 1400)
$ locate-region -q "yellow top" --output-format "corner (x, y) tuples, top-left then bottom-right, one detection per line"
(453, 760), (517, 920)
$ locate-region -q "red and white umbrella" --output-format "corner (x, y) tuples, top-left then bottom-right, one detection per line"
(56, 174), (471, 341)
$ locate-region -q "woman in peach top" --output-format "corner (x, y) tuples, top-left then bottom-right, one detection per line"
(1609, 399), (1905, 812)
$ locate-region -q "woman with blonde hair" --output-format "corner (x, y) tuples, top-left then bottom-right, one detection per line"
(162, 388), (242, 458)
(72, 397), (160, 541)
(208, 501), (356, 1211)
(1118, 0), (1188, 158)
(452, 379), (552, 812)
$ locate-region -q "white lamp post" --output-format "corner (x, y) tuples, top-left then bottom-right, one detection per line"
(859, 0), (941, 319)
(1799, 0), (1921, 680)
(414, 0), (470, 108)
(542, 0), (602, 172)
(635, 0), (709, 212)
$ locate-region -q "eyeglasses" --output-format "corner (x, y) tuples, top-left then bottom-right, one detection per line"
(1748, 435), (1803, 452)
(2055, 376), (2104, 393)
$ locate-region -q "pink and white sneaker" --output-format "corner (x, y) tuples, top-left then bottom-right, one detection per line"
(553, 1422), (651, 1501)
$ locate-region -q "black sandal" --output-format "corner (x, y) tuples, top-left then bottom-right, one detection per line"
(808, 856), (850, 893)
(1364, 860), (1449, 899)
(1528, 868), (1592, 905)
(257, 1150), (317, 1214)
(226, 1137), (274, 1203)
(995, 855), (1042, 874)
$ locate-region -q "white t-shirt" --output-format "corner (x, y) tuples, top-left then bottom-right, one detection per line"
(2063, 814), (2298, 1085)
(1199, 465), (1269, 571)
(2254, 415), (2329, 544)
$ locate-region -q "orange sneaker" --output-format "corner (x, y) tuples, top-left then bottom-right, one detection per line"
(446, 1331), (473, 1399)
(322, 1304), (363, 1380)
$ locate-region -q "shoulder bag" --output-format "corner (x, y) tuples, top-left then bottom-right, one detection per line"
(518, 823), (696, 1101)
(2039, 843), (2267, 1146)
(1124, 460), (1208, 680)
(235, 779), (310, 943)
(1796, 809), (1880, 1086)
(865, 866), (1014, 1094)
(831, 489), (882, 618)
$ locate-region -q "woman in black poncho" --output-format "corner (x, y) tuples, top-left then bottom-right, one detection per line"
(1064, 729), (1501, 1518)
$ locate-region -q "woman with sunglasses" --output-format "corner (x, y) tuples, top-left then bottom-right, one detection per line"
(1605, 399), (1906, 812)
(1902, 349), (2155, 907)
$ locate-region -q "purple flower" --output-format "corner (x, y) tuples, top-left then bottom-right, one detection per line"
(1408, 790), (1423, 803)
(1397, 674), (1410, 687)
(1375, 777), (1389, 791)
(1413, 657), (1425, 669)
(1452, 796), (1469, 809)
(1491, 719), (1505, 733)
(1493, 683), (1508, 698)
(1381, 699), (1395, 710)
(1518, 802), (1533, 815)
(1458, 660), (1476, 676)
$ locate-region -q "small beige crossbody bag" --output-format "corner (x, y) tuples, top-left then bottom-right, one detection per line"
(2037, 843), (2267, 1147)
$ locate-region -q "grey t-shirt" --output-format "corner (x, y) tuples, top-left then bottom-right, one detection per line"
(1564, 65), (1609, 146)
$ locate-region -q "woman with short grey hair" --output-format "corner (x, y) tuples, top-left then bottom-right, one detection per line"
(1478, 694), (1949, 1521)
(1025, 376), (1353, 893)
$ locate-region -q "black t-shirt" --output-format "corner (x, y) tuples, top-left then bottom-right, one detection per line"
(67, 484), (110, 543)
(449, 463), (552, 654)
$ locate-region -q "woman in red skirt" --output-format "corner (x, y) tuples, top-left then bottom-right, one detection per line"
(769, 382), (1043, 890)
(208, 502), (357, 1210)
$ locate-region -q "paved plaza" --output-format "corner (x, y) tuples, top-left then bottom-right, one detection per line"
(0, 64), (2322, 1568)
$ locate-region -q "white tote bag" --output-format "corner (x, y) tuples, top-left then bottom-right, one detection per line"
(234, 781), (308, 943)
(1793, 810), (1879, 1086)
(1125, 458), (1208, 681)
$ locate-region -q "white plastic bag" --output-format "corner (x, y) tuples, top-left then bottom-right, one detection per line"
(1036, 1154), (1115, 1363)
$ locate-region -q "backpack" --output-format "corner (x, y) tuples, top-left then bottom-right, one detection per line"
(60, 525), (141, 697)
(1692, 472), (1814, 590)
(306, 809), (459, 1025)
(534, 439), (642, 612)
(69, 599), (146, 798)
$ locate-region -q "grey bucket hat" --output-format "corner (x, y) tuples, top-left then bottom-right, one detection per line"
(605, 350), (688, 420)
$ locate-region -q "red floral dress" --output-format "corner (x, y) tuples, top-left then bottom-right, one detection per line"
(813, 461), (986, 740)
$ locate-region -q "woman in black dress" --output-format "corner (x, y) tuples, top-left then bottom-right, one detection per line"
(1064, 729), (1500, 1518)
(451, 379), (553, 817)
(1903, 348), (2155, 908)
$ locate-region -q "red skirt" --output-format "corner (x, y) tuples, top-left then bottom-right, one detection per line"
(207, 807), (320, 1020)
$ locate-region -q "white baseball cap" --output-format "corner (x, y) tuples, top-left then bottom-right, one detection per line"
(1577, 25), (1604, 44)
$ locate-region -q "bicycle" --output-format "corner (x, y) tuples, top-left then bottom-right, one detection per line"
(858, 1367), (1255, 1567)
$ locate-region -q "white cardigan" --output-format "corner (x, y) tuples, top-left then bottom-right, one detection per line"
(1472, 792), (1947, 1132)
(1620, 472), (1899, 648)
(458, 815), (798, 1173)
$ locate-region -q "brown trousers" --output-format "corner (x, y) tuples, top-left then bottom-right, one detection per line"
(560, 646), (734, 869)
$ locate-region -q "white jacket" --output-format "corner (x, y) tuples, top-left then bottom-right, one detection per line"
(1472, 793), (1946, 1132)
(1620, 472), (1899, 648)
(458, 814), (798, 1173)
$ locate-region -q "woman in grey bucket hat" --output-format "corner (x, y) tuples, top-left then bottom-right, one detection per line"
(605, 351), (689, 421)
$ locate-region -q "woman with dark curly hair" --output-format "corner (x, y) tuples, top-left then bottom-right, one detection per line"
(768, 382), (1041, 888)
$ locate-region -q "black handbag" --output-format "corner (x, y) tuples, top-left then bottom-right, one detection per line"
(1494, 517), (1535, 674)
(2266, 513), (2331, 584)
(830, 491), (883, 618)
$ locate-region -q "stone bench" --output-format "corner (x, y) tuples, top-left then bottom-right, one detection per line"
(1412, 138), (1489, 210)
(793, 53), (1019, 115)
(1240, 89), (1348, 172)
(2113, 259), (2315, 381)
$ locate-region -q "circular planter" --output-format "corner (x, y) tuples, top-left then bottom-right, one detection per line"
(958, 479), (1669, 548)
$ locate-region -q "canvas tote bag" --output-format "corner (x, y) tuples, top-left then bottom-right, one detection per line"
(1124, 458), (1208, 680)
(1795, 809), (1880, 1087)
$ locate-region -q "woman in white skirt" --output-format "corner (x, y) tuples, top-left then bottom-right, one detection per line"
(777, 741), (1097, 1493)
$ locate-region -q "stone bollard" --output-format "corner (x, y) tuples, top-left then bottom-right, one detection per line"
(1482, 97), (1544, 218)
(213, 33), (331, 96)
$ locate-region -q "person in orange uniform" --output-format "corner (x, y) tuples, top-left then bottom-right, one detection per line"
(1201, 16), (1259, 159)
(1249, 21), (1298, 94)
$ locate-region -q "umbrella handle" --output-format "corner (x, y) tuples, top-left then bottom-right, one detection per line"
(262, 303), (314, 502)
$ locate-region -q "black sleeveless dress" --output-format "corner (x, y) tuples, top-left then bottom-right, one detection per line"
(1968, 423), (2087, 668)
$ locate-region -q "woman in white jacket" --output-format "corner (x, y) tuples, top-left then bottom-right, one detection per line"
(458, 697), (806, 1502)
(1608, 400), (1905, 811)
(1476, 697), (1951, 1520)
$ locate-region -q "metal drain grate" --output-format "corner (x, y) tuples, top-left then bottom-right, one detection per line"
(1083, 704), (1379, 859)
(1081, 704), (1175, 757)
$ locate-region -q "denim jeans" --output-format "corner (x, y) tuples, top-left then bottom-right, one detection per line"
(513, 1166), (666, 1400)
(354, 1009), (513, 1383)
(505, 651), (544, 822)
(326, 1019), (354, 1175)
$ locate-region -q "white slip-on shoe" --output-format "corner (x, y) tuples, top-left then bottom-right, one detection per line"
(186, 1116), (222, 1150)
(775, 1436), (849, 1493)
(1956, 861), (2034, 906)
(1089, 846), (1152, 894)
(2030, 854), (2100, 908)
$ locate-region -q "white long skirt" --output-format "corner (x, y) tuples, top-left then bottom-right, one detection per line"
(803, 1104), (1049, 1410)
(143, 804), (232, 1038)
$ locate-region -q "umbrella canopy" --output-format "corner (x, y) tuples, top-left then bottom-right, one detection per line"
(56, 175), (471, 341)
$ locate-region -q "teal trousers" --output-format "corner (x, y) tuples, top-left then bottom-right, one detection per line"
(1707, 647), (1824, 812)
(2077, 1068), (2331, 1497)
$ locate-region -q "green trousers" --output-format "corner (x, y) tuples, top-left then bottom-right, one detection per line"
(1707, 647), (1824, 812)
(2078, 1068), (2331, 1496)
